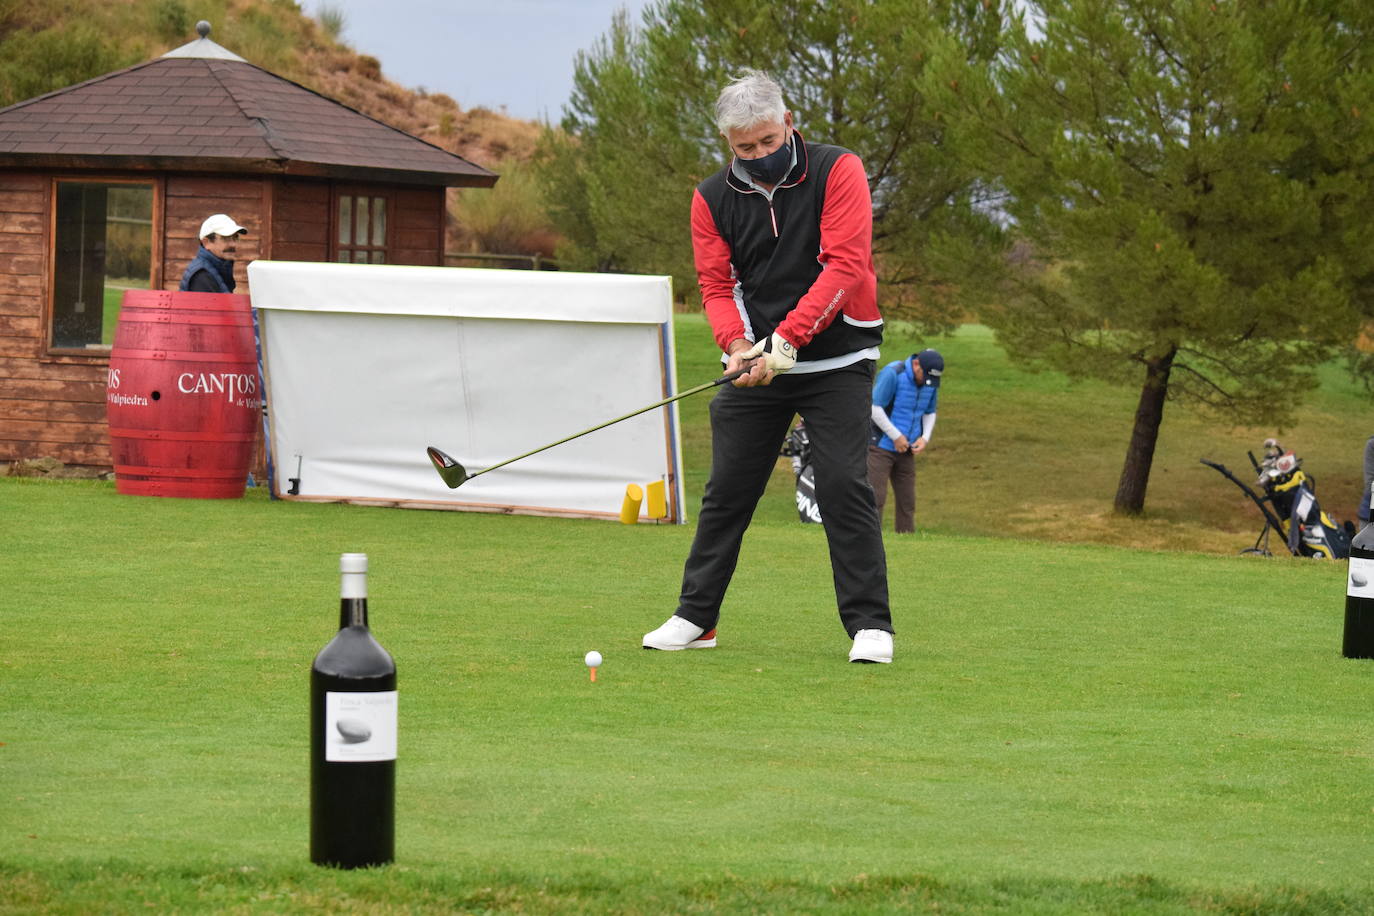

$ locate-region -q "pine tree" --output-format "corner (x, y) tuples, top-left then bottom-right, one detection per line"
(536, 0), (1000, 323)
(928, 0), (1374, 513)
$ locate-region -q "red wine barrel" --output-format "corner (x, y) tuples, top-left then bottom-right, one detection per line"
(106, 289), (260, 499)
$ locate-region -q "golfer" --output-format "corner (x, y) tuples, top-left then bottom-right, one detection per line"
(642, 69), (894, 663)
(868, 349), (943, 534)
(181, 213), (247, 293)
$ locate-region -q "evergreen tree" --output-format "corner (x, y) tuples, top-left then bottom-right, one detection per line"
(927, 0), (1374, 513)
(536, 0), (1001, 323)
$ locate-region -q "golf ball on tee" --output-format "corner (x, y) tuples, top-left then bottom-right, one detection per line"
(584, 650), (603, 668)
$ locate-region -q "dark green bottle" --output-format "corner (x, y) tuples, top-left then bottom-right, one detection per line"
(310, 553), (397, 867)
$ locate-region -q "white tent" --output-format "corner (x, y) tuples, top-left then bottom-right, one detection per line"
(248, 261), (685, 522)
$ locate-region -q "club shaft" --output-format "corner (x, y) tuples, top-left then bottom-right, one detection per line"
(469, 368), (746, 480)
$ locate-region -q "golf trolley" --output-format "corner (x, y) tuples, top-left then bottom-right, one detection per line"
(1200, 439), (1354, 559)
(780, 419), (822, 524)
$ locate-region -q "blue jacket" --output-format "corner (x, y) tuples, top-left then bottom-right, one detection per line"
(871, 357), (937, 451)
(180, 247), (236, 293)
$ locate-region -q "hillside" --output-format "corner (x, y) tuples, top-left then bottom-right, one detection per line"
(0, 0), (543, 168)
(0, 0), (549, 255)
(1, 0), (557, 252)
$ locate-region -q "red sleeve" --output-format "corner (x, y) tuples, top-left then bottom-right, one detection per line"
(775, 153), (876, 348)
(691, 188), (748, 352)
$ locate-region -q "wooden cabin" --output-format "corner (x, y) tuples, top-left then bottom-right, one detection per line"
(0, 23), (496, 468)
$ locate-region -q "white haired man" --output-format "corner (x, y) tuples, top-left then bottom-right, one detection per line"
(642, 69), (894, 663)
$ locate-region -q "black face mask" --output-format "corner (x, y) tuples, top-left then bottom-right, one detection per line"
(740, 140), (793, 185)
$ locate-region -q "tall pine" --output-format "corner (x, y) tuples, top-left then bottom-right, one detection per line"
(928, 0), (1374, 513)
(536, 0), (1001, 325)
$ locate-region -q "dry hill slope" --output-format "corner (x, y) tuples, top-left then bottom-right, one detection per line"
(0, 0), (544, 168)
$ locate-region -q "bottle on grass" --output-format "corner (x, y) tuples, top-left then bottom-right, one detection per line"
(310, 552), (397, 867)
(1345, 484), (1374, 659)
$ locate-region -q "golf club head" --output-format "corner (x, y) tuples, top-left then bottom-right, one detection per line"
(426, 446), (469, 488)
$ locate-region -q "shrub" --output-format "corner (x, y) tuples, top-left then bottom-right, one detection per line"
(150, 0), (190, 42)
(315, 3), (345, 40)
(0, 23), (127, 107)
(448, 159), (558, 257)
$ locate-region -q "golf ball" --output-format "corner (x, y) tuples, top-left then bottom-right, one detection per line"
(584, 650), (603, 668)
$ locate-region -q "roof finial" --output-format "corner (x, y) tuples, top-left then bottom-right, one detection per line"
(162, 21), (245, 61)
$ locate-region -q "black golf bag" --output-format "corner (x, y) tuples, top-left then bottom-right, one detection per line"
(1201, 439), (1354, 559)
(780, 420), (822, 524)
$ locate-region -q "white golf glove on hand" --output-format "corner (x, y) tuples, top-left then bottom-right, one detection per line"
(742, 331), (797, 374)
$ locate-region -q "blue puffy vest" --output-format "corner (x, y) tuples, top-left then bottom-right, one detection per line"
(180, 247), (235, 293)
(873, 358), (937, 451)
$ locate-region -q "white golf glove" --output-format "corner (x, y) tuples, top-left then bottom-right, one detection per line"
(742, 331), (797, 374)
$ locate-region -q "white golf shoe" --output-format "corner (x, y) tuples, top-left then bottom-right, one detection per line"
(642, 615), (717, 650)
(849, 629), (893, 664)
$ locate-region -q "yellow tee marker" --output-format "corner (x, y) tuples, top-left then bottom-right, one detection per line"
(645, 479), (667, 519)
(620, 483), (644, 524)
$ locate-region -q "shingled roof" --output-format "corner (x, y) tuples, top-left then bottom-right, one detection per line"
(0, 25), (497, 188)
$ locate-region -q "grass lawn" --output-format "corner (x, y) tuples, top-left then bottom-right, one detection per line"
(3, 477), (1372, 913)
(678, 313), (1373, 556)
(5, 310), (1373, 912)
(102, 282), (149, 347)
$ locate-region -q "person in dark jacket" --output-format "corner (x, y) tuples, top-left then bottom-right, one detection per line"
(180, 214), (247, 293)
(868, 349), (943, 534)
(641, 69), (894, 664)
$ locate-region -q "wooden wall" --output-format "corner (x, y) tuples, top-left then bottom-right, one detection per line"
(392, 186), (445, 266)
(161, 175), (267, 293)
(0, 171), (112, 465)
(272, 179), (331, 263)
(0, 170), (450, 471)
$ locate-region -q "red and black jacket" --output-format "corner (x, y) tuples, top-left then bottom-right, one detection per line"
(691, 130), (882, 366)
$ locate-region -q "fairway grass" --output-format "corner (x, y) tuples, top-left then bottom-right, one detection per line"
(4, 478), (1373, 913)
(673, 316), (1374, 558)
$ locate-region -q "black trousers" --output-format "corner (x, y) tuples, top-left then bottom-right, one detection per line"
(674, 360), (892, 637)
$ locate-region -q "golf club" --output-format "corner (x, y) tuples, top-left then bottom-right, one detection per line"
(428, 366), (750, 488)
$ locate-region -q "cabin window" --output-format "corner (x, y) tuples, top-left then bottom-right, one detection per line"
(51, 181), (154, 351)
(335, 192), (388, 264)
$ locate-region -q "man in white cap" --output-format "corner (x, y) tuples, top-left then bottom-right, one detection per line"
(180, 214), (248, 293)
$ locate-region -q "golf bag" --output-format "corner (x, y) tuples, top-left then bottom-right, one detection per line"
(780, 420), (822, 524)
(1200, 439), (1354, 559)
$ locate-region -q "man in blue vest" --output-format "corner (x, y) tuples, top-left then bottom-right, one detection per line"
(868, 349), (943, 534)
(180, 214), (247, 293)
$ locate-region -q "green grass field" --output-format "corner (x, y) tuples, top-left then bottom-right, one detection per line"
(4, 481), (1373, 912)
(5, 316), (1374, 912)
(679, 314), (1372, 556)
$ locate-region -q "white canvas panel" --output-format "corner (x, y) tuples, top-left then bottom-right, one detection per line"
(249, 261), (684, 522)
(247, 259), (673, 323)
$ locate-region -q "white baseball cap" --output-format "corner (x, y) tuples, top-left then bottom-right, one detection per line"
(199, 214), (247, 240)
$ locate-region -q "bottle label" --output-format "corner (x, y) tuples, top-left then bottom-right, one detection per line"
(1349, 557), (1374, 598)
(325, 691), (397, 762)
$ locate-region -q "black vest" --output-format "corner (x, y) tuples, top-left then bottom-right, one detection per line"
(695, 135), (880, 361)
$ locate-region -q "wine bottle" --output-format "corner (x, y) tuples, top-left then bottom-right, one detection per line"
(310, 553), (397, 868)
(1345, 487), (1374, 659)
